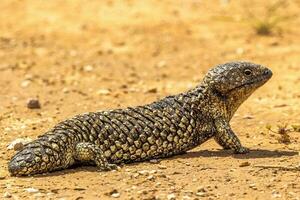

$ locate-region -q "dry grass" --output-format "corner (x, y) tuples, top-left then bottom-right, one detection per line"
(266, 123), (292, 144)
(245, 0), (293, 36)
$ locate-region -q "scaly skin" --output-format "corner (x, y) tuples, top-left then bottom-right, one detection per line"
(8, 61), (272, 176)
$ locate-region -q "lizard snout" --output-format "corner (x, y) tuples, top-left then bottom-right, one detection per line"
(263, 68), (273, 78)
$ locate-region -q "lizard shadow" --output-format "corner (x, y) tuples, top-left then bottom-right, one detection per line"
(176, 149), (298, 159)
(19, 149), (298, 178)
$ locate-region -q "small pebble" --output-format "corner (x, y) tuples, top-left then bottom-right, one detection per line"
(149, 170), (157, 174)
(196, 192), (206, 197)
(97, 89), (111, 95)
(7, 138), (32, 151)
(108, 189), (120, 198)
(236, 47), (244, 55)
(239, 161), (251, 167)
(145, 88), (158, 93)
(167, 193), (176, 200)
(111, 193), (120, 198)
(21, 80), (31, 88)
(249, 184), (257, 190)
(147, 175), (155, 181)
(25, 187), (39, 193)
(182, 196), (191, 200)
(83, 65), (94, 72)
(62, 88), (70, 93)
(156, 60), (167, 68)
(149, 159), (159, 164)
(155, 182), (161, 187)
(27, 98), (41, 109)
(158, 165), (167, 169)
(197, 186), (206, 193)
(3, 192), (12, 198)
(138, 170), (149, 175)
(272, 191), (281, 198)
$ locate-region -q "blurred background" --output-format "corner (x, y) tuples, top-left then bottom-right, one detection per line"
(1, 0), (300, 199)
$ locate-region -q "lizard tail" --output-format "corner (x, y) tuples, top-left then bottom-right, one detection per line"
(8, 130), (76, 176)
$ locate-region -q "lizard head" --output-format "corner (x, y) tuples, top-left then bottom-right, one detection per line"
(203, 61), (272, 96)
(203, 61), (272, 116)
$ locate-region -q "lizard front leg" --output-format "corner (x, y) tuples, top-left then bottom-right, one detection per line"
(74, 142), (118, 171)
(214, 118), (249, 154)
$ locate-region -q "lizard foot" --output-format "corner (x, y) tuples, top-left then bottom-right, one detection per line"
(234, 146), (250, 154)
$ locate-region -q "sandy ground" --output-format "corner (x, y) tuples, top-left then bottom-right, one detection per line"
(0, 0), (300, 199)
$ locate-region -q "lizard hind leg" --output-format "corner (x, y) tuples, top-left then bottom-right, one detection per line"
(74, 142), (118, 171)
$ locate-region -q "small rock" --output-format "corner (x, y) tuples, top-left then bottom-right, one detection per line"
(147, 175), (155, 181)
(111, 193), (120, 198)
(172, 171), (181, 175)
(108, 189), (120, 198)
(249, 184), (257, 190)
(158, 174), (167, 178)
(158, 165), (167, 169)
(197, 186), (206, 193)
(97, 89), (111, 95)
(145, 88), (157, 93)
(7, 138), (32, 151)
(156, 60), (167, 68)
(149, 170), (157, 174)
(236, 47), (244, 55)
(62, 88), (70, 93)
(272, 191), (281, 198)
(273, 104), (288, 108)
(83, 65), (94, 72)
(239, 161), (251, 167)
(149, 159), (159, 164)
(3, 192), (12, 198)
(13, 142), (24, 151)
(25, 187), (39, 193)
(138, 170), (149, 175)
(21, 80), (31, 88)
(196, 192), (206, 197)
(167, 193), (176, 200)
(182, 196), (191, 200)
(27, 98), (41, 109)
(183, 190), (193, 196)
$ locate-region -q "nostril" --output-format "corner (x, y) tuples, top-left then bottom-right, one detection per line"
(263, 69), (272, 76)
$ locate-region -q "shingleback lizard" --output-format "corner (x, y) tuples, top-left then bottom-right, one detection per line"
(8, 61), (272, 176)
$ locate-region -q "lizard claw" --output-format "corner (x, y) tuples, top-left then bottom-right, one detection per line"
(107, 164), (120, 171)
(234, 146), (250, 154)
(96, 164), (119, 171)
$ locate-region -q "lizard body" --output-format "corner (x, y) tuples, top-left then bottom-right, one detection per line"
(8, 61), (272, 176)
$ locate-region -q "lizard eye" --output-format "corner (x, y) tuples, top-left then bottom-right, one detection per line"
(244, 69), (252, 76)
